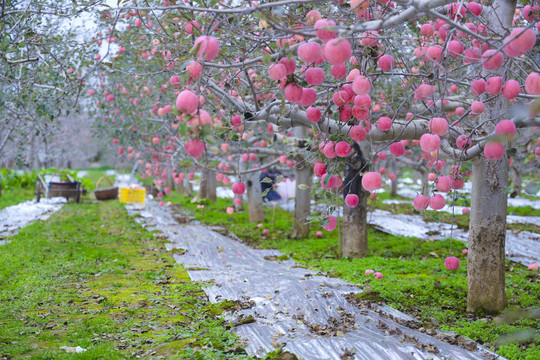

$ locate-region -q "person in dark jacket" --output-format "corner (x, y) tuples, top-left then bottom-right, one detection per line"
(260, 169), (282, 202)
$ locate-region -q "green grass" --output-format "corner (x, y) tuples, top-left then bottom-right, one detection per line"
(77, 169), (125, 192)
(0, 201), (252, 359)
(508, 205), (540, 217)
(78, 170), (108, 191)
(0, 187), (35, 210)
(166, 193), (540, 360)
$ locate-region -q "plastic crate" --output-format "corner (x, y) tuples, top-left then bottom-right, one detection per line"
(119, 188), (146, 203)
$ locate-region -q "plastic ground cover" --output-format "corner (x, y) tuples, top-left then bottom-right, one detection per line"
(126, 201), (503, 360)
(0, 197), (65, 245)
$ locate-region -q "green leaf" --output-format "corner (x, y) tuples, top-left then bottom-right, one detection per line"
(506, 148), (517, 157)
(178, 123), (187, 136)
(262, 188), (270, 197)
(260, 177), (273, 183)
(201, 123), (212, 137)
(323, 174), (331, 186)
(208, 160), (220, 168)
(262, 53), (271, 65)
(525, 182), (539, 196)
(297, 184), (309, 190)
(179, 159), (193, 167)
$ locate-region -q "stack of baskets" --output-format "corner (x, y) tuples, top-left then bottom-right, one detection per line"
(93, 176), (119, 201)
(119, 186), (146, 203)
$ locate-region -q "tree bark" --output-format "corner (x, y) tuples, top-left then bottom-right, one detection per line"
(198, 168), (217, 202)
(467, 0), (515, 315)
(420, 169), (429, 196)
(175, 178), (185, 195)
(341, 143), (369, 258)
(342, 187), (369, 258)
(389, 159), (398, 198)
(510, 167), (522, 196)
(234, 194), (244, 211)
(165, 172), (174, 194)
(183, 177), (193, 196)
(245, 169), (265, 223)
(468, 157), (508, 314)
(292, 160), (313, 239)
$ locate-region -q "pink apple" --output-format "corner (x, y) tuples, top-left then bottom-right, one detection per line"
(362, 172), (382, 191)
(176, 90), (199, 113)
(193, 35), (220, 61)
(232, 182), (246, 195)
(413, 195), (429, 210)
(345, 194), (359, 208)
(484, 142), (504, 161)
(322, 215), (337, 231)
(429, 194), (446, 210)
(445, 256), (460, 271)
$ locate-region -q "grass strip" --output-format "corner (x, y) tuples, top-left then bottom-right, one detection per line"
(0, 201), (252, 359)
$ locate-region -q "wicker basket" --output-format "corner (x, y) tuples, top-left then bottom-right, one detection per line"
(93, 176), (118, 201)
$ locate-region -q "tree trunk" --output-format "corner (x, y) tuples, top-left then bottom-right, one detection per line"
(176, 178), (186, 195)
(292, 160), (313, 239)
(291, 126), (311, 238)
(183, 177), (193, 196)
(468, 157), (508, 314)
(341, 143), (369, 258)
(389, 159), (398, 198)
(420, 169), (429, 196)
(234, 194), (244, 211)
(511, 167), (522, 196)
(165, 172), (174, 194)
(245, 170), (265, 223)
(467, 0), (514, 315)
(413, 170), (422, 188)
(342, 187), (369, 258)
(198, 168), (217, 202)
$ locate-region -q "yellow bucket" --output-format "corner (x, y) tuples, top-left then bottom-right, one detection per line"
(119, 188), (146, 203)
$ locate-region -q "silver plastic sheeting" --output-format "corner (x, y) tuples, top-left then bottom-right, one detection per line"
(381, 199), (540, 227)
(0, 197), (65, 245)
(126, 202), (503, 360)
(367, 209), (540, 266)
(281, 201), (539, 266)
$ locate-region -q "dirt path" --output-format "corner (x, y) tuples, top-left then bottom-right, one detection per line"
(127, 201), (502, 360)
(0, 198), (65, 245)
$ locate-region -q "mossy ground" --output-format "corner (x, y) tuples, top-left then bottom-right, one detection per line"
(0, 187), (35, 211)
(0, 200), (253, 359)
(167, 193), (540, 360)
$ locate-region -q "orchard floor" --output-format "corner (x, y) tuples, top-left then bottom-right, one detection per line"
(0, 201), (252, 359)
(164, 194), (540, 360)
(128, 200), (499, 360)
(0, 189), (538, 359)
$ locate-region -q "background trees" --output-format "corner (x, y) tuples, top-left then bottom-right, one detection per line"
(1, 0), (103, 167)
